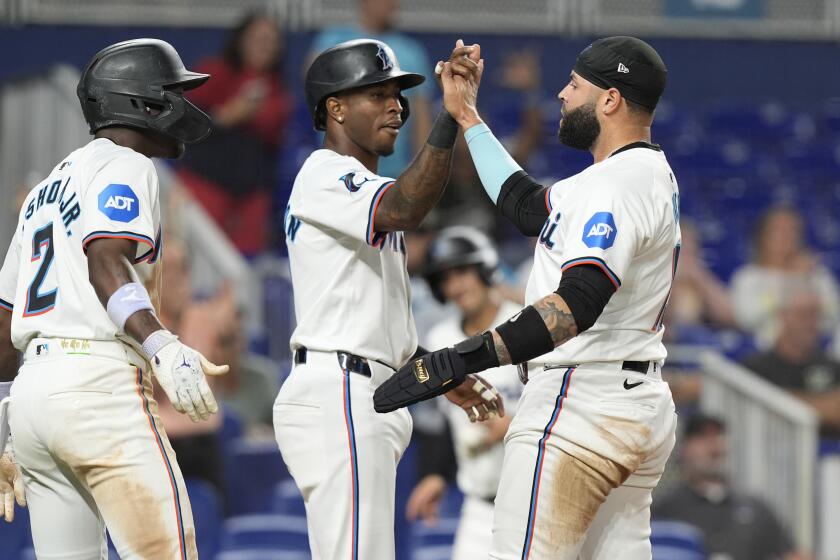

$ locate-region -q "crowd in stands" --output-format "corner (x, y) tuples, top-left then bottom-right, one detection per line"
(94, 5), (839, 558)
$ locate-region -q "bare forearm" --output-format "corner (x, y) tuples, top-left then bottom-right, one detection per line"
(87, 239), (164, 345)
(410, 97), (433, 153)
(375, 142), (453, 231)
(792, 390), (840, 428)
(0, 313), (18, 382)
(492, 293), (578, 365)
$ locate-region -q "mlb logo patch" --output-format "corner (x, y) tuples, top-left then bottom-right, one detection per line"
(582, 212), (618, 249)
(98, 184), (140, 223)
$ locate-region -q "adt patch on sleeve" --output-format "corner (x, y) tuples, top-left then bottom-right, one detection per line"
(582, 212), (618, 249)
(98, 184), (140, 223)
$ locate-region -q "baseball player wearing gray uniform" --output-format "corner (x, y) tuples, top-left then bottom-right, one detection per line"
(376, 36), (680, 559)
(275, 39), (502, 560)
(0, 39), (228, 559)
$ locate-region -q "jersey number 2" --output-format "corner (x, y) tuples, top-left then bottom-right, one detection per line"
(24, 222), (57, 317)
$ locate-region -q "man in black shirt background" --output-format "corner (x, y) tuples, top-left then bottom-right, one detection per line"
(653, 414), (805, 560)
(741, 286), (840, 438)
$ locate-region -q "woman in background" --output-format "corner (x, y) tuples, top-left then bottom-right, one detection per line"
(730, 205), (840, 349)
(178, 12), (292, 255)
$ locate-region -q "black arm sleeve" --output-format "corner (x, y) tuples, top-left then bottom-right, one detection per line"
(497, 170), (550, 236)
(554, 264), (617, 333)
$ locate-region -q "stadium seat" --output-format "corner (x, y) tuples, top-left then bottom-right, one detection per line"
(437, 486), (465, 519)
(220, 513), (310, 551)
(215, 550), (310, 560)
(272, 479), (306, 516)
(225, 439), (289, 515)
(220, 407), (244, 448)
(410, 516), (460, 548)
(0, 504), (32, 558)
(186, 478), (223, 559)
(650, 519), (707, 560)
(412, 544), (455, 560)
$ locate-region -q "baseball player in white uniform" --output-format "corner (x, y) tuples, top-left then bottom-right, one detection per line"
(408, 226), (523, 560)
(375, 36), (680, 559)
(0, 39), (227, 559)
(275, 39), (502, 560)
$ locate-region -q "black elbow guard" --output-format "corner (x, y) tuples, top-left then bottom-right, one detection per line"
(497, 170), (550, 236)
(554, 265), (617, 333)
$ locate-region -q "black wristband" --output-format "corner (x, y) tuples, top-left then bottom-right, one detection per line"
(495, 305), (555, 364)
(453, 331), (499, 374)
(427, 111), (459, 149)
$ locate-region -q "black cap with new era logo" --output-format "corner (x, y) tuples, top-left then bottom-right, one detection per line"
(573, 36), (667, 111)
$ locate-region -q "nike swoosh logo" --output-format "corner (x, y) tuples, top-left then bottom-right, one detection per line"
(623, 379), (643, 390)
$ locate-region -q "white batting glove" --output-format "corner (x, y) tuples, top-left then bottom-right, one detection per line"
(0, 436), (26, 523)
(143, 330), (229, 423)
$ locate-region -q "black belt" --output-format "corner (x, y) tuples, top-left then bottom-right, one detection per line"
(520, 360), (651, 384)
(294, 347), (372, 377)
(622, 360), (651, 375)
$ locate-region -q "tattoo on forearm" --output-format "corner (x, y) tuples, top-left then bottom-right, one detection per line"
(490, 294), (578, 367)
(492, 331), (511, 366)
(377, 144), (453, 229)
(534, 294), (579, 346)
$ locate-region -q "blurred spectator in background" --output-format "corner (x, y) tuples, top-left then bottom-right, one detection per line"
(730, 206), (840, 349)
(201, 285), (279, 437)
(653, 414), (804, 560)
(310, 0), (432, 179)
(667, 220), (737, 337)
(177, 11), (292, 255)
(405, 226), (452, 340)
(155, 237), (225, 494)
(429, 133), (497, 234)
(497, 49), (544, 167)
(430, 51), (544, 237)
(407, 227), (522, 560)
(661, 220), (737, 404)
(741, 285), (840, 439)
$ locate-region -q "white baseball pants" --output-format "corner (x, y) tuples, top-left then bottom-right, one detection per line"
(490, 361), (677, 560)
(9, 337), (197, 560)
(452, 494), (495, 560)
(274, 350), (412, 560)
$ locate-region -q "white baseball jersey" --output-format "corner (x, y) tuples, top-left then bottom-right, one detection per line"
(0, 138), (161, 351)
(284, 148), (417, 368)
(525, 144), (681, 365)
(425, 299), (523, 499)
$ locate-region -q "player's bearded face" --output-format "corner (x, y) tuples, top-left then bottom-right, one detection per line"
(558, 100), (601, 151)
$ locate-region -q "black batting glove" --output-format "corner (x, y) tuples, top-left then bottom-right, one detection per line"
(373, 332), (499, 413)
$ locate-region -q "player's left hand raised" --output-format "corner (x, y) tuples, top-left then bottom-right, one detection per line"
(0, 441), (26, 523)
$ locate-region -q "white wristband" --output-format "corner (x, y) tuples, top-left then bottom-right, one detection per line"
(106, 282), (155, 331)
(141, 329), (177, 360)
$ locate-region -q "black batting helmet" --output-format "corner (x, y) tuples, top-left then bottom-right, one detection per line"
(77, 39), (213, 144)
(424, 227), (500, 303)
(305, 39), (425, 131)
